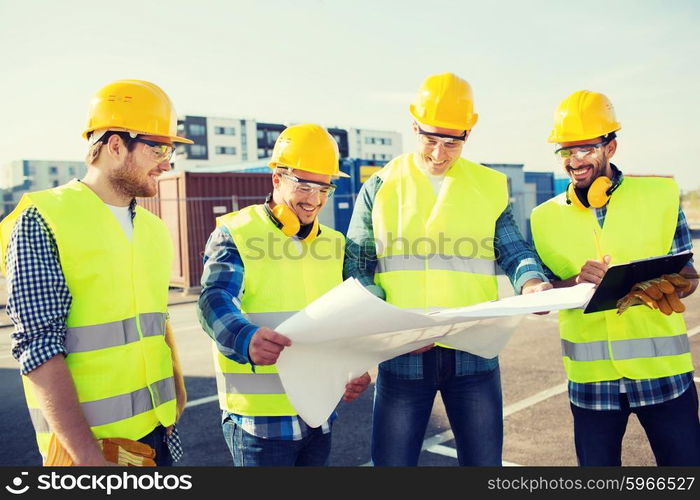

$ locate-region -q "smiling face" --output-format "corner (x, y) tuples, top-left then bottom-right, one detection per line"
(558, 137), (617, 189)
(272, 168), (332, 225)
(108, 134), (173, 199)
(412, 122), (467, 175)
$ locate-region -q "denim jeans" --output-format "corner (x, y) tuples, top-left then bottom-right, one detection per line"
(222, 416), (332, 466)
(372, 347), (503, 466)
(138, 425), (172, 466)
(571, 382), (700, 466)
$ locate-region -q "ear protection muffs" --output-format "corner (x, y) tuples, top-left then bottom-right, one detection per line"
(566, 168), (622, 209)
(263, 193), (319, 242)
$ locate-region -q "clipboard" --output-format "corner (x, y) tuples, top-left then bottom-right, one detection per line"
(583, 251), (693, 314)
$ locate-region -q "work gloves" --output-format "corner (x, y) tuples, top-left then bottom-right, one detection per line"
(100, 437), (157, 466)
(45, 434), (157, 466)
(616, 273), (692, 315)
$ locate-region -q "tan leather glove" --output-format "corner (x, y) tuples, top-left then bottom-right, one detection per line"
(44, 434), (156, 466)
(99, 437), (156, 467)
(617, 274), (690, 315)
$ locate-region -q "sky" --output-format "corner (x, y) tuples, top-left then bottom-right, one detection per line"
(1, 0), (699, 190)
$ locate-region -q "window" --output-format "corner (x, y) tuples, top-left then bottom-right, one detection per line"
(189, 144), (207, 156)
(49, 166), (58, 175)
(214, 126), (236, 135)
(52, 180), (60, 187)
(216, 146), (236, 155)
(68, 167), (76, 175)
(188, 123), (206, 136)
(365, 137), (375, 144)
(384, 138), (392, 146)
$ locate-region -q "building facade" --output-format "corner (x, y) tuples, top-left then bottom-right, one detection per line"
(175, 115), (402, 169)
(1, 159), (86, 217)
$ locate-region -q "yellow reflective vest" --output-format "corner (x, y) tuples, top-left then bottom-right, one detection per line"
(0, 180), (176, 458)
(372, 153), (508, 335)
(530, 176), (692, 383)
(214, 204), (344, 416)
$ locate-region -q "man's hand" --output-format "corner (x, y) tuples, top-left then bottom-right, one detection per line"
(576, 255), (611, 286)
(248, 327), (292, 365)
(521, 278), (554, 315)
(521, 279), (553, 295)
(342, 372), (371, 402)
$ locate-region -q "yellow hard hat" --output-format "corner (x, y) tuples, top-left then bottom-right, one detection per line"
(268, 123), (349, 177)
(409, 72), (478, 131)
(548, 90), (621, 143)
(82, 80), (193, 144)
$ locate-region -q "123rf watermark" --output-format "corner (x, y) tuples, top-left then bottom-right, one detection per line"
(4, 470), (192, 496)
(488, 475), (696, 493)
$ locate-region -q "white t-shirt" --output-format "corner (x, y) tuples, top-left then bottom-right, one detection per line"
(106, 203), (133, 242)
(416, 163), (447, 194)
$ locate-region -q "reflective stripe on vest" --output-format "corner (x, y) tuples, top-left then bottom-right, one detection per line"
(65, 312), (167, 353)
(531, 177), (692, 382)
(562, 334), (690, 361)
(216, 372), (286, 395)
(28, 376), (175, 432)
(377, 254), (495, 275)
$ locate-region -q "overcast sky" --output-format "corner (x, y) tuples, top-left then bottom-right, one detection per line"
(1, 0), (699, 190)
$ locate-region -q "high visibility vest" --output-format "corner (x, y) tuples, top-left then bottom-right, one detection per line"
(0, 180), (175, 457)
(530, 176), (692, 383)
(372, 153), (508, 347)
(214, 204), (344, 416)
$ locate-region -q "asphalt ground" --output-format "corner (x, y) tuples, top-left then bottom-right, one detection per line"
(1, 246), (699, 467)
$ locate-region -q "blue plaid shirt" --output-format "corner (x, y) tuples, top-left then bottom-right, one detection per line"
(343, 168), (549, 379)
(541, 170), (695, 410)
(198, 223), (334, 440)
(5, 202), (183, 461)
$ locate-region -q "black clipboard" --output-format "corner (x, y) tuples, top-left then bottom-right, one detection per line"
(583, 251), (693, 314)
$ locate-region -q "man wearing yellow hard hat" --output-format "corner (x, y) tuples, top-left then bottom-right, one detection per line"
(344, 73), (551, 466)
(198, 123), (371, 466)
(530, 90), (699, 465)
(0, 80), (190, 465)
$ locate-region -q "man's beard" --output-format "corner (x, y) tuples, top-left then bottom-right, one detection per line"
(108, 154), (157, 199)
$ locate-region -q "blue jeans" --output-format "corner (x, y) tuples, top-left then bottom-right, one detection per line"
(138, 425), (172, 466)
(571, 382), (700, 466)
(222, 416), (332, 466)
(372, 347), (503, 466)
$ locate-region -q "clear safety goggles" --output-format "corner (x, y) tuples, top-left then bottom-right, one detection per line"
(554, 140), (608, 161)
(279, 171), (336, 197)
(132, 137), (175, 163)
(416, 123), (466, 150)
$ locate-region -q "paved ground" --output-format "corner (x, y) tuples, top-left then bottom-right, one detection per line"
(1, 237), (699, 466)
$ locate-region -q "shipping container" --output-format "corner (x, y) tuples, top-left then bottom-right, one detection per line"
(524, 171), (555, 205)
(333, 158), (387, 234)
(138, 171), (273, 292)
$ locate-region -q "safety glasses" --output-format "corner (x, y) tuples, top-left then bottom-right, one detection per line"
(279, 172), (336, 197)
(415, 123), (466, 150)
(132, 137), (175, 163)
(554, 140), (609, 161)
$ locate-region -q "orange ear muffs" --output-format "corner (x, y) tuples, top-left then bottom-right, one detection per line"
(264, 200), (320, 242)
(270, 203), (301, 237)
(566, 176), (616, 209)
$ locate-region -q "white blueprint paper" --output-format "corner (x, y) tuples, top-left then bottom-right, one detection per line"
(273, 279), (594, 427)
